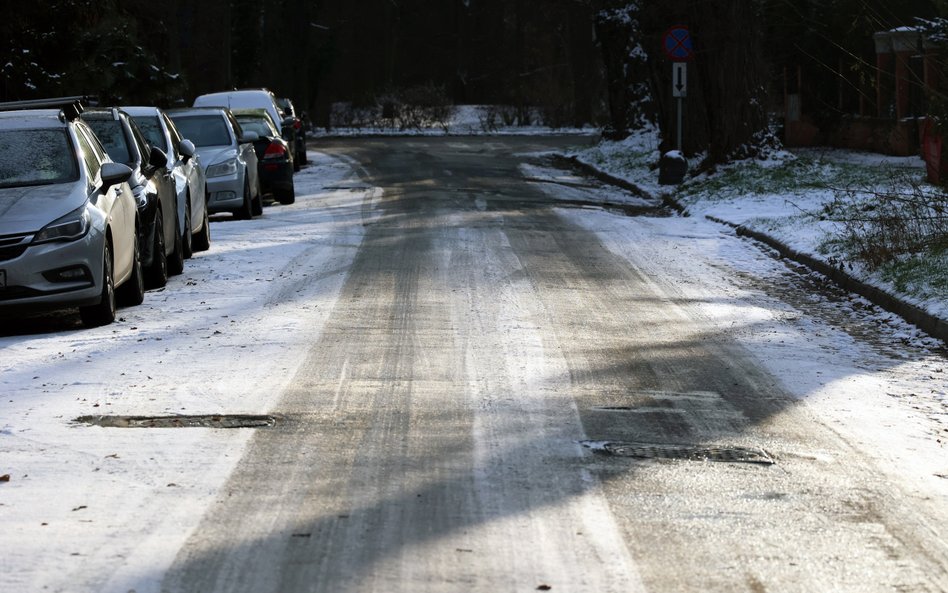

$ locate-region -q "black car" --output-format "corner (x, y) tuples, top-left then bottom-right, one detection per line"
(232, 109), (295, 205)
(83, 108), (185, 288)
(276, 97), (306, 167)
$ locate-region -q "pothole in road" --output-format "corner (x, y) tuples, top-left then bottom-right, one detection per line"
(75, 414), (278, 429)
(580, 440), (775, 465)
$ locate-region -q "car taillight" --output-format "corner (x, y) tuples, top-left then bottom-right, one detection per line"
(263, 142), (287, 160)
(293, 119), (301, 130)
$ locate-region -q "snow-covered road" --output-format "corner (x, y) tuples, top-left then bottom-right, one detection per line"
(1, 138), (946, 593)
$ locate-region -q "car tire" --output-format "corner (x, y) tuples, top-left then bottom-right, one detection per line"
(252, 191), (263, 216)
(182, 199), (193, 259)
(168, 209), (185, 276)
(145, 211), (168, 289)
(193, 202), (211, 252)
(80, 242), (116, 327)
(277, 185), (295, 205)
(236, 177), (253, 220)
(117, 228), (145, 306)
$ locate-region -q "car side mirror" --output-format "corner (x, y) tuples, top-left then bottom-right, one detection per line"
(240, 131), (260, 143)
(149, 146), (169, 169)
(101, 162), (133, 188)
(179, 139), (196, 161)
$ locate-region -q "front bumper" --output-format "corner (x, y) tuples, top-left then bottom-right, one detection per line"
(205, 170), (244, 213)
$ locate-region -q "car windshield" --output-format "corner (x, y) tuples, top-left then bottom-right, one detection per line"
(169, 115), (231, 147)
(86, 120), (132, 165)
(235, 116), (278, 138)
(133, 116), (169, 153)
(0, 129), (79, 189)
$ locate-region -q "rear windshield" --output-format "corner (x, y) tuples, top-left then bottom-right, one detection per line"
(235, 115), (278, 138)
(86, 120), (132, 165)
(133, 116), (169, 153)
(0, 129), (79, 188)
(169, 115), (231, 147)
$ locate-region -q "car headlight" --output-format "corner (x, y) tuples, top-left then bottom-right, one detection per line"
(33, 206), (92, 244)
(206, 158), (238, 178)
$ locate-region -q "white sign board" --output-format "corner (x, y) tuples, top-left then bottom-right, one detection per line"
(672, 62), (687, 98)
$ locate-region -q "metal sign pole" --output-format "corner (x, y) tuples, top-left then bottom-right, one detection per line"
(677, 96), (683, 152)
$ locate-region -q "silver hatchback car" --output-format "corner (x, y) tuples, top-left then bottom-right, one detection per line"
(0, 98), (143, 327)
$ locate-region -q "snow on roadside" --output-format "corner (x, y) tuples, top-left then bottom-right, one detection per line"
(0, 151), (372, 593)
(569, 133), (948, 326)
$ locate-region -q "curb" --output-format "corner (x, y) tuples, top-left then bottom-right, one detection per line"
(557, 154), (947, 344)
(552, 155), (686, 214)
(705, 216), (948, 343)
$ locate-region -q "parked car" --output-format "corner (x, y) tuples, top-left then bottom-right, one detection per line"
(167, 107), (262, 219)
(193, 89), (299, 171)
(276, 97), (307, 166)
(0, 98), (143, 327)
(82, 108), (185, 288)
(232, 109), (295, 205)
(123, 106), (211, 253)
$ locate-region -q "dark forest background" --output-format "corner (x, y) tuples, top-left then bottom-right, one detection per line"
(2, 0), (946, 165)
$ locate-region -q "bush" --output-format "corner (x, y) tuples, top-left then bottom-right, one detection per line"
(824, 175), (948, 268)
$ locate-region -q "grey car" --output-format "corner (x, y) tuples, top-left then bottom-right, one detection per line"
(167, 107), (262, 219)
(124, 106), (211, 253)
(0, 99), (143, 327)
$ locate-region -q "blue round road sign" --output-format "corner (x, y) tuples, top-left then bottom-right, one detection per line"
(663, 25), (693, 61)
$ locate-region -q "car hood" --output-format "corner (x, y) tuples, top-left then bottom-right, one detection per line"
(0, 182), (87, 234)
(196, 146), (237, 171)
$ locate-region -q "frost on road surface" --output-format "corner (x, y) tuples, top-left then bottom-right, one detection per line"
(1, 138), (946, 593)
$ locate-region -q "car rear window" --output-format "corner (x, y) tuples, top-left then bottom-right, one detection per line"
(0, 129), (79, 188)
(235, 115), (278, 138)
(169, 115), (231, 147)
(86, 120), (132, 165)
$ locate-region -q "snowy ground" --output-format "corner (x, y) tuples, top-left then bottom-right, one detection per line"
(0, 152), (374, 593)
(1, 143), (946, 592)
(570, 129), (948, 324)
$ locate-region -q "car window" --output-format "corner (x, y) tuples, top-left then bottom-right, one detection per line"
(134, 115), (169, 153)
(169, 115), (232, 147)
(128, 121), (152, 164)
(74, 125), (103, 180)
(0, 128), (79, 188)
(86, 119), (132, 165)
(162, 114), (184, 152)
(235, 116), (278, 138)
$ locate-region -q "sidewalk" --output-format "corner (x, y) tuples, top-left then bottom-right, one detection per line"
(562, 130), (948, 344)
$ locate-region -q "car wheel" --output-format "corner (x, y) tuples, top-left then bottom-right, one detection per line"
(252, 191), (263, 216)
(292, 153), (301, 173)
(277, 184), (295, 205)
(80, 242), (116, 327)
(236, 177), (253, 220)
(117, 228), (145, 306)
(168, 209), (185, 276)
(145, 211), (168, 289)
(182, 199), (193, 259)
(193, 202), (211, 252)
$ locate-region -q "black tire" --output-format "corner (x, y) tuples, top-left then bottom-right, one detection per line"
(182, 199), (193, 259)
(252, 191), (263, 216)
(193, 202), (211, 252)
(80, 242), (116, 327)
(293, 155), (301, 173)
(145, 211), (168, 289)
(117, 228), (145, 306)
(168, 209), (185, 276)
(236, 177), (253, 220)
(277, 184), (295, 205)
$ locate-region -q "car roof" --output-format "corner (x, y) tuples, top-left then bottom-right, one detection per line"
(167, 107), (231, 117)
(0, 110), (70, 129)
(81, 108), (125, 121)
(121, 106), (162, 116)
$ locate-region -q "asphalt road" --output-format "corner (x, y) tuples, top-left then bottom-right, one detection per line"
(161, 137), (948, 593)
